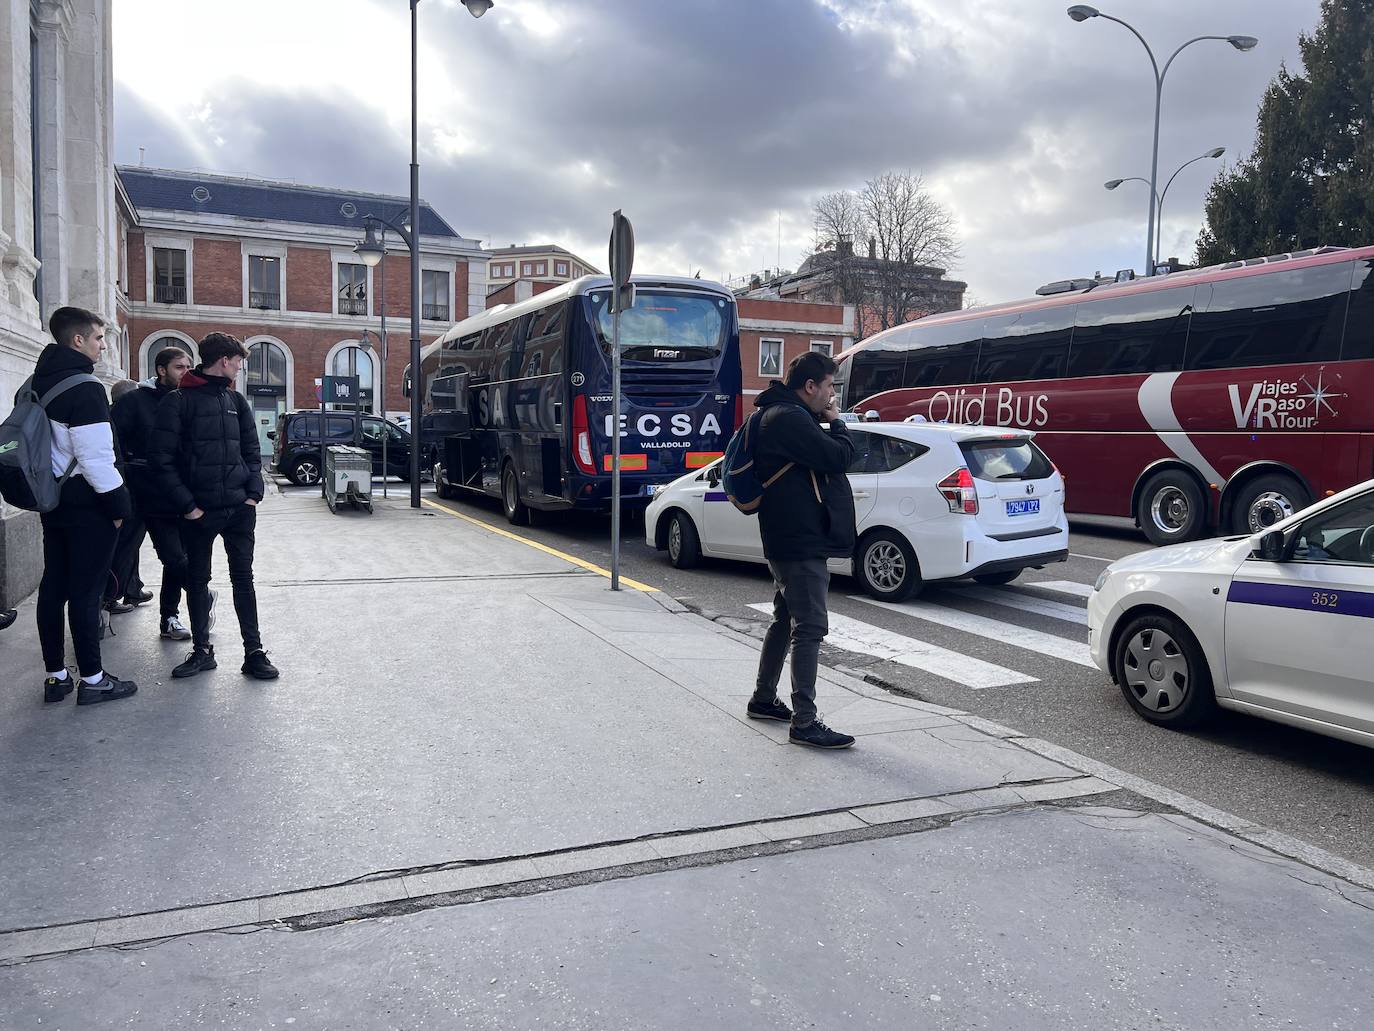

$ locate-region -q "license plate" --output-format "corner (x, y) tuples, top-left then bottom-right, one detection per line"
(643, 484), (662, 497)
(1005, 499), (1040, 517)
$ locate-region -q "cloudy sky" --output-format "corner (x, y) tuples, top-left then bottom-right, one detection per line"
(113, 0), (1320, 306)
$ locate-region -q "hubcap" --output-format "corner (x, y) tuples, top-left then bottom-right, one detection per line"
(297, 461), (318, 485)
(1248, 490), (1295, 533)
(504, 472), (516, 513)
(864, 541), (907, 593)
(668, 519), (681, 559)
(1149, 486), (1190, 534)
(1123, 628), (1190, 713)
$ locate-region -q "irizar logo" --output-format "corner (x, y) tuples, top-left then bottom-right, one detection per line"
(1228, 367), (1345, 430)
(653, 349), (681, 359)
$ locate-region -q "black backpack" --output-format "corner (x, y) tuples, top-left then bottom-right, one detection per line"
(0, 374), (101, 512)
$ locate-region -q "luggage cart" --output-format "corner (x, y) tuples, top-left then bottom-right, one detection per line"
(325, 445), (373, 514)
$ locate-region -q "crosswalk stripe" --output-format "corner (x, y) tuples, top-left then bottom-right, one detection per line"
(950, 586), (1088, 626)
(849, 595), (1097, 668)
(1026, 580), (1095, 600)
(747, 604), (1036, 689)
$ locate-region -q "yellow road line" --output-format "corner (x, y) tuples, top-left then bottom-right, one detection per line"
(421, 497), (660, 593)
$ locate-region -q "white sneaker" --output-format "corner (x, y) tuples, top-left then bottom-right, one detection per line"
(160, 614), (192, 641)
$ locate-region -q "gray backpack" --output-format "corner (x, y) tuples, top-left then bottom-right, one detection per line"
(0, 374), (102, 512)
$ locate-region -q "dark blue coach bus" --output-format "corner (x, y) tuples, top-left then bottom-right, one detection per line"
(409, 275), (742, 524)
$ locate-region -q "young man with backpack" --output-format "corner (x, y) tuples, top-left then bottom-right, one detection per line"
(745, 351), (857, 749)
(149, 332), (279, 681)
(111, 346), (195, 642)
(19, 307), (137, 704)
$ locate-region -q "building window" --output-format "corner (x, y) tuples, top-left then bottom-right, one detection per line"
(246, 340), (288, 391)
(422, 270), (450, 321)
(154, 248), (188, 304)
(535, 262), (546, 276)
(490, 264), (502, 279)
(522, 262), (534, 276)
(555, 262), (569, 277)
(810, 340), (833, 357)
(249, 255), (281, 310)
(144, 335), (196, 379)
(759, 338), (783, 377)
(504, 264), (515, 277)
(337, 263), (367, 315)
(330, 345), (375, 412)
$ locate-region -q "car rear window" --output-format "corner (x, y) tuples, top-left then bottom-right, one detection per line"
(960, 438), (1053, 481)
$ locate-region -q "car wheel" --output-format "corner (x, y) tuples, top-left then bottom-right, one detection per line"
(856, 530), (922, 602)
(1113, 612), (1216, 729)
(502, 463), (530, 526)
(1136, 470), (1205, 546)
(1230, 473), (1309, 535)
(973, 569), (1021, 586)
(434, 460), (453, 499)
(666, 511), (702, 569)
(289, 458), (320, 487)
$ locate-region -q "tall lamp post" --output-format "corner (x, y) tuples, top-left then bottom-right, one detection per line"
(353, 0), (493, 508)
(1067, 5), (1256, 276)
(1105, 146), (1225, 268)
(358, 327), (388, 499)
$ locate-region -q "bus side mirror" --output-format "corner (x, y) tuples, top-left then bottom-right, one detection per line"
(1256, 530), (1285, 562)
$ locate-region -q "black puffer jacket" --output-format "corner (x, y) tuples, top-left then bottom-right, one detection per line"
(753, 382), (856, 562)
(149, 368), (263, 514)
(111, 378), (178, 515)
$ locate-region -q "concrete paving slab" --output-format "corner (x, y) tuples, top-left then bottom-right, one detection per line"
(3, 807), (1371, 1029)
(91, 899), (262, 946)
(531, 842), (662, 878)
(756, 811), (867, 841)
(258, 879), (410, 922)
(649, 826), (771, 859)
(851, 796), (960, 825)
(403, 859), (544, 899)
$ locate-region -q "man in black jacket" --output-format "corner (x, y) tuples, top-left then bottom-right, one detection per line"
(748, 351), (857, 749)
(31, 307), (138, 705)
(111, 346), (195, 641)
(149, 332), (279, 681)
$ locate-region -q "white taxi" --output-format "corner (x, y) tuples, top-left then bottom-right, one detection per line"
(645, 422), (1069, 599)
(1089, 478), (1374, 747)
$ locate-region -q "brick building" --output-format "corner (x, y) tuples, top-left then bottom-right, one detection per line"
(117, 167), (487, 455)
(486, 244), (598, 294)
(736, 297), (855, 396)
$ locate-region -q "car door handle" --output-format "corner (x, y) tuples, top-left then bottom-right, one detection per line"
(853, 491), (871, 499)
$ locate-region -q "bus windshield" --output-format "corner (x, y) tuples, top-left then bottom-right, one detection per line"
(588, 290), (728, 358)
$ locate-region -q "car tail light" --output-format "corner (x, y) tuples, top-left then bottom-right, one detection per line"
(938, 468), (978, 514)
(572, 395), (596, 475)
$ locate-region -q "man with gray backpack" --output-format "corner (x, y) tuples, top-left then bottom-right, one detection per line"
(0, 307), (138, 704)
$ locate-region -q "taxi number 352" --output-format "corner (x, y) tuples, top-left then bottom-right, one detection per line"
(1311, 591), (1340, 608)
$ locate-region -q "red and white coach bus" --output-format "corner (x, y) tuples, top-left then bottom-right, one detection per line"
(837, 245), (1374, 545)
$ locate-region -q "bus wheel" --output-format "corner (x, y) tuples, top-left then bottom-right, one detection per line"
(856, 530), (922, 602)
(667, 511), (701, 569)
(502, 463), (530, 526)
(434, 460), (453, 499)
(1231, 474), (1309, 535)
(1137, 470), (1204, 546)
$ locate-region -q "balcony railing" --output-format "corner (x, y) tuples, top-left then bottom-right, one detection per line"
(154, 284), (187, 304)
(250, 290), (280, 310)
(339, 297), (367, 316)
(423, 304), (450, 322)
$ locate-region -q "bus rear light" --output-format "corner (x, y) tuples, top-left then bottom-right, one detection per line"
(735, 393), (745, 431)
(686, 451), (724, 469)
(938, 468), (979, 514)
(572, 395), (596, 475)
(604, 454), (647, 472)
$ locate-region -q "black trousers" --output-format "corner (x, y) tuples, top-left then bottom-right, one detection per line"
(105, 511), (146, 604)
(38, 509), (118, 677)
(753, 557), (831, 728)
(144, 515), (188, 620)
(184, 504), (261, 653)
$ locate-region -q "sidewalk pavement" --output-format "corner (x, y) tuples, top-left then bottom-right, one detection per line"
(1, 488), (1371, 1029)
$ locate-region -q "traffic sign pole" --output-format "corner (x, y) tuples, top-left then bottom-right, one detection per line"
(611, 300), (622, 591)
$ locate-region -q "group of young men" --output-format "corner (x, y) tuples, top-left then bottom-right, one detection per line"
(14, 306), (278, 707)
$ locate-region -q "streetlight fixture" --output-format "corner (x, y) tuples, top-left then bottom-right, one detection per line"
(1067, 5), (1256, 276)
(1103, 147), (1226, 267)
(357, 328), (390, 499)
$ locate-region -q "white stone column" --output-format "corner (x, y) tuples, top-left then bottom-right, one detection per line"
(32, 0), (75, 322)
(0, 0), (43, 322)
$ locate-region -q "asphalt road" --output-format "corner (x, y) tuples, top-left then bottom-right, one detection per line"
(288, 477), (1374, 871)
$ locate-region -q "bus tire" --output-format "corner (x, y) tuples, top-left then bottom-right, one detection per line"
(1230, 473), (1309, 535)
(1136, 470), (1205, 546)
(666, 511), (701, 569)
(501, 463), (530, 526)
(434, 460), (453, 499)
(856, 529), (922, 602)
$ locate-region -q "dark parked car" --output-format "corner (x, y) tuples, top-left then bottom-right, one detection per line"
(270, 411), (412, 486)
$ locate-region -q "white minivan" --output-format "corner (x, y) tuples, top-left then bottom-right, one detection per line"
(645, 421), (1069, 599)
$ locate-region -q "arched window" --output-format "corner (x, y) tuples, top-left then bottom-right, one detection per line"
(329, 345), (375, 412)
(246, 340), (288, 391)
(144, 335), (196, 379)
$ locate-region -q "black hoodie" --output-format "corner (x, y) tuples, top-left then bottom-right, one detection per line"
(148, 367), (264, 514)
(30, 343), (131, 522)
(111, 377), (178, 514)
(752, 381), (857, 562)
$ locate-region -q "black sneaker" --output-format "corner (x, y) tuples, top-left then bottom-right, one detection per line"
(0, 608), (17, 631)
(747, 696), (793, 722)
(241, 649), (279, 680)
(160, 614), (192, 641)
(43, 672), (75, 704)
(103, 599), (134, 615)
(789, 718), (856, 750)
(173, 645), (217, 679)
(122, 589), (154, 606)
(76, 673), (138, 706)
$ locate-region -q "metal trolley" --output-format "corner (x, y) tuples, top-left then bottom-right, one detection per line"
(324, 445), (373, 514)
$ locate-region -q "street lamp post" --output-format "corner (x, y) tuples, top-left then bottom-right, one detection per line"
(359, 325), (388, 500)
(1067, 5), (1256, 276)
(352, 0), (493, 508)
(1105, 147), (1225, 268)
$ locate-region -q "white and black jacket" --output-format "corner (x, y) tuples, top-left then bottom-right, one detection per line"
(31, 343), (132, 522)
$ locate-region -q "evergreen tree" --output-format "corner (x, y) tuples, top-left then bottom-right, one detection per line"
(1196, 0), (1374, 264)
